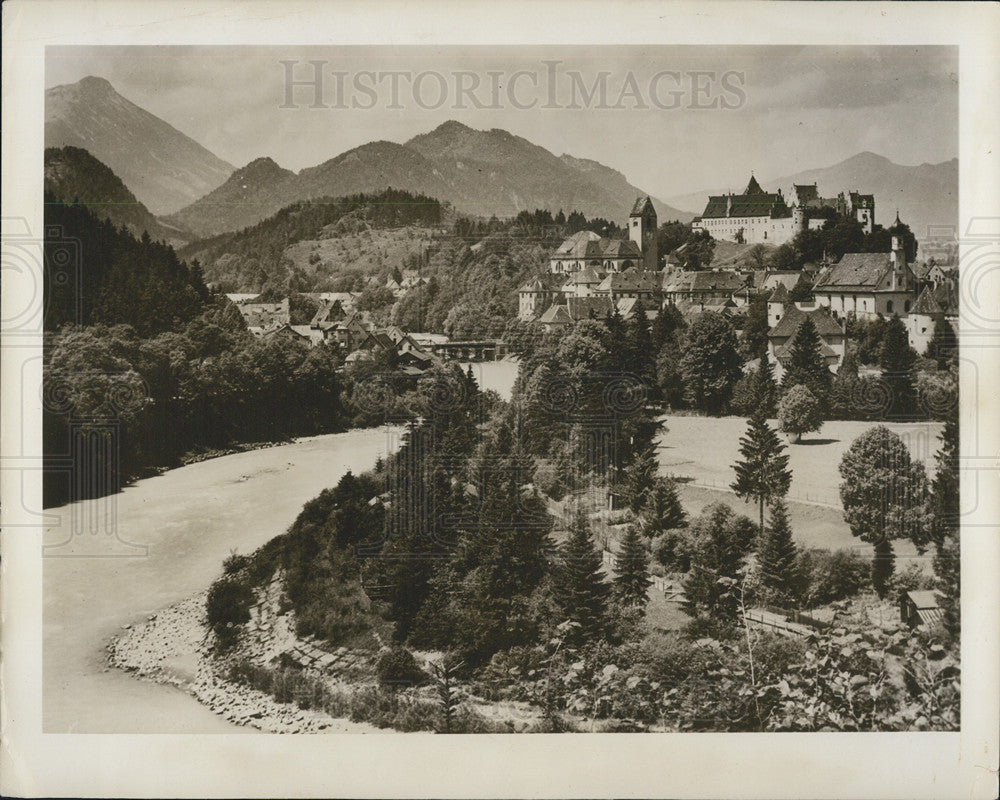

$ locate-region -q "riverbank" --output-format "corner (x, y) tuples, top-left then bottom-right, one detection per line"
(108, 591), (381, 733)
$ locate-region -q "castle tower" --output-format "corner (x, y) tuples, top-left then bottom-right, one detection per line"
(629, 196), (658, 271)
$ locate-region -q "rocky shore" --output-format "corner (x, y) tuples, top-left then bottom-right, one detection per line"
(108, 590), (382, 734)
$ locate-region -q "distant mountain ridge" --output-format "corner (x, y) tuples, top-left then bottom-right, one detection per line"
(167, 121), (693, 238)
(44, 146), (190, 245)
(668, 152), (958, 244)
(45, 76), (234, 215)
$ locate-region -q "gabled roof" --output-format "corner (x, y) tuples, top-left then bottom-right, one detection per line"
(554, 230), (602, 258)
(597, 271), (658, 293)
(911, 286), (943, 316)
(933, 281), (959, 315)
(600, 239), (642, 259)
(768, 304), (844, 341)
(538, 304), (573, 325)
(761, 271), (801, 293)
(775, 340), (838, 363)
(566, 266), (604, 285)
(768, 282), (789, 303)
(745, 175), (765, 195)
(814, 253), (898, 291)
(566, 296), (614, 321)
(662, 270), (747, 294)
(792, 183), (819, 205)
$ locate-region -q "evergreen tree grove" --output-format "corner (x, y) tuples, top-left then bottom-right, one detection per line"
(931, 415), (960, 639)
(641, 476), (687, 536)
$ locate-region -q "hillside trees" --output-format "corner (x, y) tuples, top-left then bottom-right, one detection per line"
(758, 500), (798, 605)
(878, 315), (918, 417)
(682, 503), (757, 622)
(613, 525), (652, 610)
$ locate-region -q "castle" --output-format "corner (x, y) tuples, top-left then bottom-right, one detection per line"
(691, 175), (876, 245)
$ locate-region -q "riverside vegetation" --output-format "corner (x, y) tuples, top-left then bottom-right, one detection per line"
(199, 301), (959, 733)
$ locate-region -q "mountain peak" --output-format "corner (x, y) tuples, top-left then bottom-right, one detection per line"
(69, 76), (120, 99)
(430, 120), (474, 135)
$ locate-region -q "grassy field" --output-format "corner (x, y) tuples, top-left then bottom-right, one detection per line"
(655, 414), (942, 569)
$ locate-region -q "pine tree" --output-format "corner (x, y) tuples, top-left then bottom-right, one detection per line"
(781, 316), (831, 406)
(878, 315), (917, 418)
(758, 499), (798, 605)
(731, 409), (792, 540)
(613, 525), (652, 610)
(555, 506), (610, 642)
(751, 356), (778, 418)
(641, 476), (687, 536)
(930, 416), (960, 639)
(621, 442), (659, 513)
(628, 299), (653, 382)
(925, 315), (958, 370)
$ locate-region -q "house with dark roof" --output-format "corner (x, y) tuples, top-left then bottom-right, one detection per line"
(517, 273), (566, 320)
(811, 236), (917, 320)
(662, 270), (749, 312)
(537, 295), (615, 332)
(906, 286), (945, 354)
(692, 175), (801, 245)
(238, 298), (291, 334)
(766, 304), (846, 380)
(595, 270), (659, 303)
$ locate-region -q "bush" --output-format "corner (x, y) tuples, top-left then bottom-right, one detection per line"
(206, 575), (255, 645)
(798, 549), (871, 607)
(376, 647), (428, 689)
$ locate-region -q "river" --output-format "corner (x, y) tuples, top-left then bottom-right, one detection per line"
(43, 428), (399, 733)
(43, 359), (520, 733)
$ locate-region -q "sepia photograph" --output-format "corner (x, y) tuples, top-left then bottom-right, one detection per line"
(3, 2), (998, 798)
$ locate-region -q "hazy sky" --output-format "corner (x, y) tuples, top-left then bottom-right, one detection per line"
(46, 45), (958, 199)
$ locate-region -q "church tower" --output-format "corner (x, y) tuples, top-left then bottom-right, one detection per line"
(629, 196), (658, 272)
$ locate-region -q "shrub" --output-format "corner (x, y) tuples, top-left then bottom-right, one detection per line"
(206, 575), (255, 645)
(798, 549), (871, 607)
(375, 647), (428, 689)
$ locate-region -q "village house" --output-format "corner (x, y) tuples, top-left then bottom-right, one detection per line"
(517, 274), (566, 320)
(906, 286), (945, 354)
(811, 236), (917, 320)
(766, 303), (846, 380)
(661, 269), (748, 312)
(235, 298), (291, 336)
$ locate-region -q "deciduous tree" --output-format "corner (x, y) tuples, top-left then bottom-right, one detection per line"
(838, 426), (933, 597)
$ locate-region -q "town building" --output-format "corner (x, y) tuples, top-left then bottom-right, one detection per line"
(905, 287), (945, 354)
(811, 236), (917, 320)
(692, 176), (800, 245)
(766, 304), (846, 380)
(661, 269), (748, 312)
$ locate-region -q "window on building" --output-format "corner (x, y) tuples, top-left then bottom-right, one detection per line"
(887, 301), (894, 314)
(905, 300), (911, 313)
